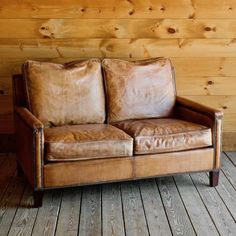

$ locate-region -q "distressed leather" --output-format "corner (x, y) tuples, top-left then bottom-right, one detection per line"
(175, 96), (223, 169)
(23, 59), (105, 127)
(114, 118), (212, 154)
(102, 58), (176, 122)
(44, 124), (133, 161)
(44, 148), (214, 188)
(14, 107), (44, 190)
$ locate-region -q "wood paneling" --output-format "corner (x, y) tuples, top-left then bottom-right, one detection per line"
(0, 0), (235, 150)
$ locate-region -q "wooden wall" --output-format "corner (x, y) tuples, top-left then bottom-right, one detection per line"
(0, 0), (236, 150)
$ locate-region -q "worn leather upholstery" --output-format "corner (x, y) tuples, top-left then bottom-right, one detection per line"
(23, 59), (105, 127)
(44, 124), (133, 161)
(44, 148), (214, 188)
(14, 106), (44, 190)
(114, 118), (212, 154)
(102, 58), (176, 122)
(175, 96), (223, 169)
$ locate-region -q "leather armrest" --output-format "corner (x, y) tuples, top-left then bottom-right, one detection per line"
(14, 107), (44, 190)
(176, 96), (223, 120)
(175, 96), (223, 169)
(15, 107), (44, 130)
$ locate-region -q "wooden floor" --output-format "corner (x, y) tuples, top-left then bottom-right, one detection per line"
(0, 152), (236, 236)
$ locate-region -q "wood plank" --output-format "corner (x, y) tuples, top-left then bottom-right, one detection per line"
(207, 168), (236, 222)
(121, 181), (149, 236)
(8, 185), (38, 236)
(176, 76), (236, 96)
(1, 39), (236, 59)
(102, 183), (125, 236)
(220, 153), (236, 190)
(190, 172), (236, 235)
(182, 95), (236, 113)
(0, 156), (16, 200)
(223, 133), (236, 151)
(157, 177), (196, 236)
(2, 19), (236, 39)
(0, 175), (26, 236)
(174, 174), (219, 235)
(55, 187), (81, 236)
(1, 0), (236, 19)
(31, 190), (62, 236)
(2, 57), (236, 77)
(79, 185), (102, 236)
(139, 179), (172, 236)
(225, 152), (236, 166)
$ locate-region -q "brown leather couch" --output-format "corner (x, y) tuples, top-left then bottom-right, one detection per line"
(13, 58), (223, 207)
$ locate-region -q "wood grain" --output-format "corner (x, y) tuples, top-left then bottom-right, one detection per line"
(139, 179), (172, 236)
(8, 185), (38, 236)
(121, 181), (149, 236)
(31, 190), (62, 236)
(1, 0), (236, 19)
(174, 174), (219, 235)
(102, 183), (125, 236)
(55, 188), (81, 236)
(79, 185), (102, 236)
(190, 172), (236, 235)
(158, 177), (196, 236)
(2, 19), (236, 39)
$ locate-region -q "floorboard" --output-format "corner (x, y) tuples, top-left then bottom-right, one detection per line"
(0, 152), (235, 236)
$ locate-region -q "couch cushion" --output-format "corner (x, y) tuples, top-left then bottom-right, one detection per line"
(113, 118), (212, 154)
(23, 59), (105, 127)
(44, 124), (133, 161)
(102, 58), (176, 122)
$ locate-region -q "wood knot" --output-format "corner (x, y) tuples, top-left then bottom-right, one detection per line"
(81, 8), (85, 12)
(129, 9), (135, 15)
(114, 27), (119, 31)
(149, 6), (152, 11)
(0, 90), (4, 95)
(160, 6), (165, 11)
(207, 80), (214, 85)
(204, 27), (212, 31)
(222, 106), (227, 109)
(168, 28), (176, 34)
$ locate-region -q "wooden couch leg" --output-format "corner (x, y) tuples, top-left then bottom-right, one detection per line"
(17, 162), (24, 177)
(209, 170), (219, 187)
(33, 190), (43, 208)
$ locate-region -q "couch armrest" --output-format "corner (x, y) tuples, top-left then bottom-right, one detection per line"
(176, 96), (223, 120)
(175, 96), (223, 169)
(14, 107), (44, 190)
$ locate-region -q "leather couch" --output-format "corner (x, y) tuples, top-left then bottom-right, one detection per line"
(13, 58), (223, 207)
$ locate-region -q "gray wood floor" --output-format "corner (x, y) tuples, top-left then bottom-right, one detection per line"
(0, 152), (236, 236)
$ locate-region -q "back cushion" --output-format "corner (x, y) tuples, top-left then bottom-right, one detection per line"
(23, 59), (105, 127)
(102, 58), (176, 123)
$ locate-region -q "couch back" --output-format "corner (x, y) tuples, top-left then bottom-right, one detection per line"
(13, 58), (176, 126)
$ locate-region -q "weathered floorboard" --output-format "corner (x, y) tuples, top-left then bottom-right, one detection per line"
(102, 183), (125, 236)
(139, 179), (172, 236)
(174, 174), (219, 235)
(79, 185), (102, 236)
(121, 181), (149, 236)
(190, 172), (236, 235)
(55, 188), (81, 236)
(158, 177), (196, 236)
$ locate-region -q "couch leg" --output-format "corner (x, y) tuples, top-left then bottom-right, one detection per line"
(17, 162), (24, 177)
(33, 190), (43, 208)
(209, 170), (219, 187)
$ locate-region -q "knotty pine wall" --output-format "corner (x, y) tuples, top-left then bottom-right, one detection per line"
(0, 0), (236, 150)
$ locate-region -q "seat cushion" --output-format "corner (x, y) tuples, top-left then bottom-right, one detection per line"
(44, 124), (133, 161)
(23, 59), (105, 127)
(113, 118), (212, 154)
(102, 58), (176, 122)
